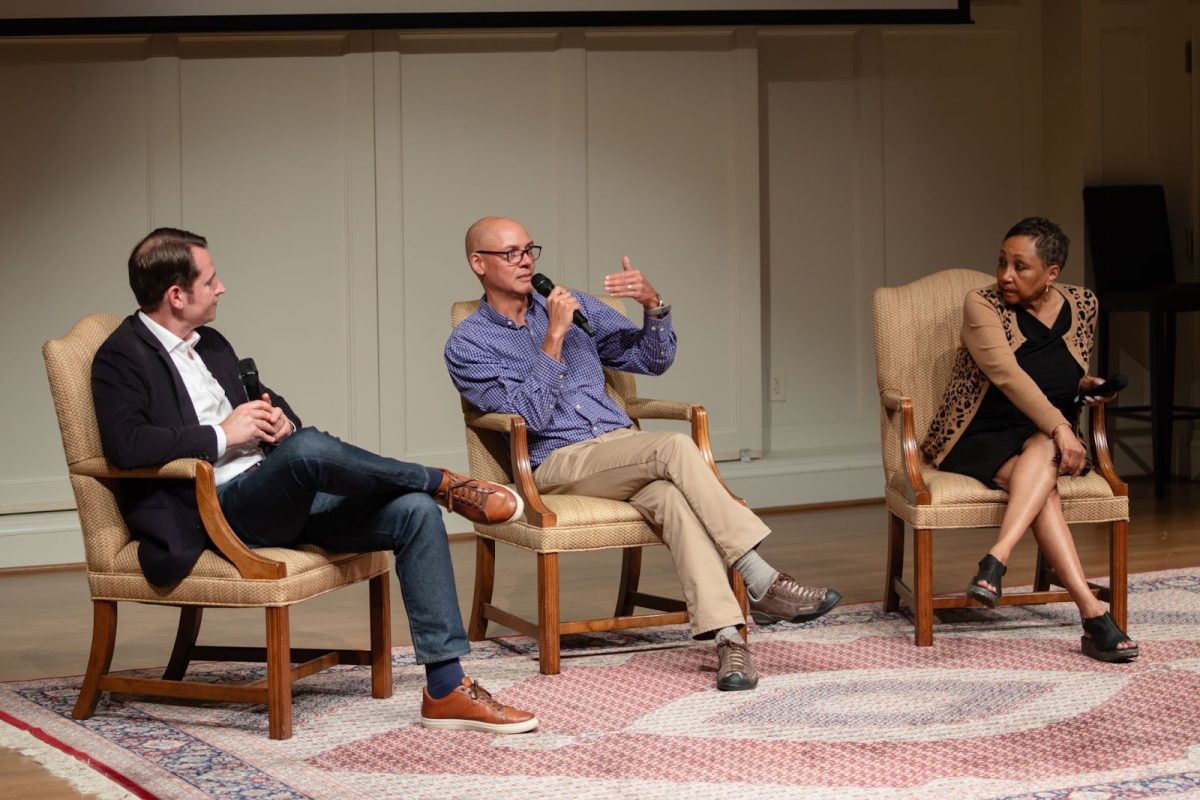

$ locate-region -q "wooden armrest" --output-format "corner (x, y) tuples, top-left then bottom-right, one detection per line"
(464, 412), (557, 528)
(1088, 403), (1128, 497)
(494, 417), (554, 527)
(193, 461), (287, 579)
(879, 391), (930, 504)
(464, 411), (520, 433)
(633, 401), (746, 506)
(72, 456), (286, 580)
(690, 405), (745, 505)
(625, 397), (694, 422)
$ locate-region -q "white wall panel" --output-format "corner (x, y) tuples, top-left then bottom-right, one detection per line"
(174, 33), (377, 445)
(375, 33), (563, 463)
(0, 38), (154, 513)
(585, 31), (763, 457)
(760, 31), (878, 452)
(881, 26), (1030, 286)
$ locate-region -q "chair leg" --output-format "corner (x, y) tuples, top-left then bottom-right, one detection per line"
(883, 511), (904, 613)
(536, 552), (561, 675)
(369, 573), (393, 700)
(266, 606), (292, 740)
(615, 547), (643, 617)
(1109, 519), (1129, 630)
(72, 600), (117, 720)
(468, 536), (496, 641)
(730, 569), (749, 622)
(163, 606), (203, 681)
(913, 528), (934, 646)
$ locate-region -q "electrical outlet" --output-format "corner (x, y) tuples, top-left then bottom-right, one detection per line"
(769, 369), (786, 402)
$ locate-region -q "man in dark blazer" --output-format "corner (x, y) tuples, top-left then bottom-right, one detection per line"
(91, 227), (538, 734)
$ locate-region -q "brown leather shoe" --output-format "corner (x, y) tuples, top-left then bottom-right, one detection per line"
(716, 637), (758, 691)
(420, 677), (539, 734)
(433, 469), (523, 525)
(749, 573), (842, 625)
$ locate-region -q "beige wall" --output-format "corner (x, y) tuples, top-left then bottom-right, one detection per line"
(2, 0), (1196, 567)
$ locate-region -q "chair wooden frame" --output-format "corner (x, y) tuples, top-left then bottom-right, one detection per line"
(879, 396), (1129, 645)
(873, 270), (1130, 647)
(452, 297), (747, 674)
(45, 314), (393, 740)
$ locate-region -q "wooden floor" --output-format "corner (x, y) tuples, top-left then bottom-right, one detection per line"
(2, 476), (1197, 798)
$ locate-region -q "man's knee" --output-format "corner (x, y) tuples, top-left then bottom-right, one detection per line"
(651, 431), (700, 462)
(383, 493), (444, 539)
(276, 426), (346, 460)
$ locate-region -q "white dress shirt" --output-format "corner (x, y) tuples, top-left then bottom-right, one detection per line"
(137, 312), (263, 485)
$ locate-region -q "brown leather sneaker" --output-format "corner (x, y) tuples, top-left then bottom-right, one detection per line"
(749, 574), (842, 625)
(420, 677), (539, 734)
(433, 469), (524, 525)
(716, 637), (758, 691)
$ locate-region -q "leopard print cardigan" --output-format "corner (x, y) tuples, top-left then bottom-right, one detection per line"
(920, 283), (1097, 466)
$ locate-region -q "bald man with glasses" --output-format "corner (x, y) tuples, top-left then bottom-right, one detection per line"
(444, 216), (842, 691)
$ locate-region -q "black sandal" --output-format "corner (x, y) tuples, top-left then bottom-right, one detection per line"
(965, 554), (1006, 608)
(1081, 612), (1139, 662)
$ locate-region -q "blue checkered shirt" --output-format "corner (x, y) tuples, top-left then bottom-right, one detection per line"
(445, 291), (676, 467)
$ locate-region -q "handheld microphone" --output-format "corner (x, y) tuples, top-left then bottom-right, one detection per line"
(531, 272), (595, 336)
(237, 357), (274, 454)
(238, 358), (262, 403)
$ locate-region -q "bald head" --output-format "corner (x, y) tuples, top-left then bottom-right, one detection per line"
(465, 216), (526, 259)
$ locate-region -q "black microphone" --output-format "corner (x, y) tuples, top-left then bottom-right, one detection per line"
(237, 357), (274, 454)
(238, 357), (262, 403)
(531, 272), (595, 336)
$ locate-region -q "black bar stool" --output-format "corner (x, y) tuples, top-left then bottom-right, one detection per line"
(1082, 184), (1200, 497)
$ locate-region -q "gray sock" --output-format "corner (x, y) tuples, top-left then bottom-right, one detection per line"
(734, 549), (779, 602)
(715, 626), (741, 644)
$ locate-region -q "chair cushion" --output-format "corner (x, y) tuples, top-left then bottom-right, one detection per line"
(87, 545), (389, 607)
(474, 493), (664, 552)
(886, 466), (1128, 529)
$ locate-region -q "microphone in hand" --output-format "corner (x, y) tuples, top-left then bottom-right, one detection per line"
(237, 357), (274, 453)
(531, 272), (595, 336)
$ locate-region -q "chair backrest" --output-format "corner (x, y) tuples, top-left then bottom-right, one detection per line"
(449, 295), (637, 483)
(43, 313), (130, 572)
(872, 269), (993, 480)
(1083, 184), (1176, 292)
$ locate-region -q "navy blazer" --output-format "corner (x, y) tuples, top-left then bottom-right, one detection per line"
(91, 314), (299, 586)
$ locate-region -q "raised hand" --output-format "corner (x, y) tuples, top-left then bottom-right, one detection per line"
(603, 256), (659, 310)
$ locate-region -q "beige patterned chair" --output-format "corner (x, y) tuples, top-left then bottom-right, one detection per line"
(451, 296), (748, 674)
(873, 269), (1130, 646)
(43, 314), (393, 740)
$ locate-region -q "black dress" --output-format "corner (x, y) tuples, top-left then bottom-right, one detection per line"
(938, 300), (1082, 488)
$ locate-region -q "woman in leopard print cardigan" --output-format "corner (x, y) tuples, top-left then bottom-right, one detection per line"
(922, 217), (1137, 662)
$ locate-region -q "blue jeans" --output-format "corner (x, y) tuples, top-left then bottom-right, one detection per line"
(216, 427), (469, 664)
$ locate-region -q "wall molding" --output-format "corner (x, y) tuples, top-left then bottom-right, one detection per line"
(0, 477), (73, 515)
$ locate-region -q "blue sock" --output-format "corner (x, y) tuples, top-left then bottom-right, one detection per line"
(424, 467), (445, 493)
(425, 658), (466, 699)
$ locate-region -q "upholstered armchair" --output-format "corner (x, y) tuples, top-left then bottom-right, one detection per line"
(451, 296), (748, 674)
(43, 314), (393, 740)
(872, 269), (1129, 646)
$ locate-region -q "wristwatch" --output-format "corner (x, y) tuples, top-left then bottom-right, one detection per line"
(645, 296), (671, 318)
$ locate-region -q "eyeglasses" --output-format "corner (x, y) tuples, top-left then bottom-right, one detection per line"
(474, 244), (542, 264)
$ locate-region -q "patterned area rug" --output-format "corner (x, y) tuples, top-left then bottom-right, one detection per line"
(3, 568), (1200, 800)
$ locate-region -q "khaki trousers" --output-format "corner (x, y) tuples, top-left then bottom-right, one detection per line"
(534, 428), (769, 637)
